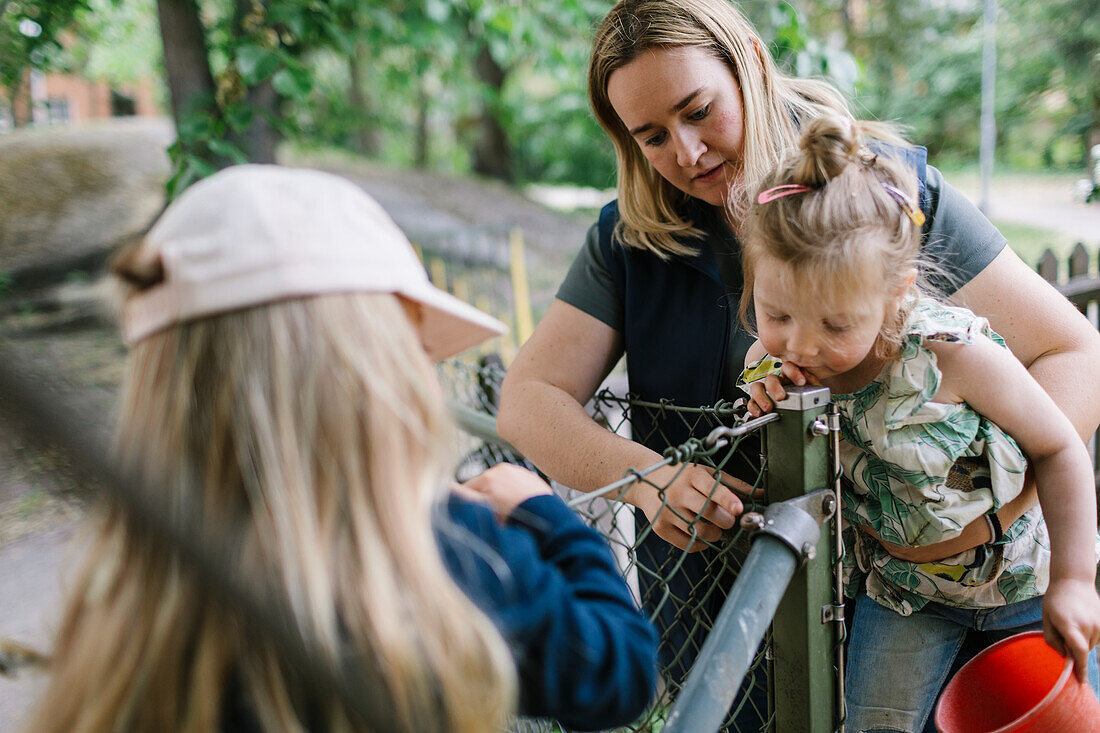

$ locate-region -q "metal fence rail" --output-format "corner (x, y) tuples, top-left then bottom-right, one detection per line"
(443, 360), (844, 733)
(666, 487), (836, 733)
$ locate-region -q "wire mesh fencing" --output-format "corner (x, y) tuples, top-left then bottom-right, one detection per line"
(0, 339), (839, 733)
(441, 358), (843, 733)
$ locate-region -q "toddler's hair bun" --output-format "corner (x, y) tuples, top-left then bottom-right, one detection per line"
(791, 116), (861, 188)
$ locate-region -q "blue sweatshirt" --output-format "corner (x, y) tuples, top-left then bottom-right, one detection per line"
(221, 493), (657, 731)
(437, 493), (659, 731)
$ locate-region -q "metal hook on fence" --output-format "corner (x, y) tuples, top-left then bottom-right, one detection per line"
(701, 411), (781, 450)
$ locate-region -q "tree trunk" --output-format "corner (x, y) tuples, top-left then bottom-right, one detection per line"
(1088, 57), (1100, 168)
(235, 78), (280, 164)
(472, 43), (512, 182)
(224, 0), (281, 164)
(838, 0), (853, 43)
(414, 82), (429, 169)
(348, 44), (381, 157)
(155, 0), (217, 127)
(7, 76), (27, 128)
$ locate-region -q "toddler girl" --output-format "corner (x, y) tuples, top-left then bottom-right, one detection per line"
(740, 117), (1100, 732)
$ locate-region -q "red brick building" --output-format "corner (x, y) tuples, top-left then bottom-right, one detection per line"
(3, 71), (160, 130)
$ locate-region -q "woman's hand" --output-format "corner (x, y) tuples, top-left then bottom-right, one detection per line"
(1042, 578), (1100, 683)
(623, 463), (749, 552)
(454, 463), (554, 522)
(744, 362), (816, 417)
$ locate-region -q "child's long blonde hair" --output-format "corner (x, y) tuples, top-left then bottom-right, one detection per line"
(588, 0), (856, 257)
(740, 116), (926, 359)
(26, 278), (516, 731)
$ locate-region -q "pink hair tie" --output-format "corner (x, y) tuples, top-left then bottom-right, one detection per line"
(757, 184), (812, 204)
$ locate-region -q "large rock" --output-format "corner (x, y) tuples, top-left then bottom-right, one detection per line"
(0, 118), (172, 273)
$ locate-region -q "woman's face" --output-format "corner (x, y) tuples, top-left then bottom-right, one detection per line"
(607, 46), (746, 207)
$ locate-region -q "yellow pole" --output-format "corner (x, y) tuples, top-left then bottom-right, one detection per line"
(429, 258), (447, 291)
(475, 295), (493, 315)
(452, 274), (469, 304)
(475, 295), (498, 358)
(509, 227), (534, 347)
(498, 315), (517, 364)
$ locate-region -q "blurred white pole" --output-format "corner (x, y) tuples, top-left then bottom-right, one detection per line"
(979, 0), (997, 214)
(29, 70), (47, 126)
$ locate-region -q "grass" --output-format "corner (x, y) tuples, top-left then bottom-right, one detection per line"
(989, 219), (1077, 269)
(933, 164), (1090, 269)
(935, 162), (1086, 186)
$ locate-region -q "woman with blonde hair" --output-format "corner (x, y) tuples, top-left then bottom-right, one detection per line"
(498, 0), (1100, 725)
(26, 165), (657, 732)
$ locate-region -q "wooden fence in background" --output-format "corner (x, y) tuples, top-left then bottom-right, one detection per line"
(1037, 242), (1100, 492)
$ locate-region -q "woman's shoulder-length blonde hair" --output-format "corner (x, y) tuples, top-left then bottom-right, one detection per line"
(588, 0), (854, 257)
(26, 257), (516, 732)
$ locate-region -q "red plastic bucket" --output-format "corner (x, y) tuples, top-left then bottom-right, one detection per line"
(934, 630), (1100, 732)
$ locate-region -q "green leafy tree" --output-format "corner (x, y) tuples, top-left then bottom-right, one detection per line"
(1000, 0), (1100, 166)
(155, 0), (865, 193)
(68, 0), (161, 87)
(752, 1), (860, 95)
(155, 0), (363, 197)
(812, 0), (1097, 169)
(395, 0), (605, 183)
(817, 0), (985, 159)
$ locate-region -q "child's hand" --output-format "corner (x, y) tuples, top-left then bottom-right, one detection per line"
(452, 463), (554, 521)
(1042, 578), (1100, 683)
(744, 363), (818, 417)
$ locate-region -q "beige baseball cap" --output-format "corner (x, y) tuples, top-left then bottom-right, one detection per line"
(121, 165), (506, 361)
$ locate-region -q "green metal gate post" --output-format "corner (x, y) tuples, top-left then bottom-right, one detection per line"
(767, 385), (836, 732)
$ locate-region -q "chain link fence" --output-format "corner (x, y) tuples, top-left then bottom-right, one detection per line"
(0, 320), (845, 733)
(441, 358), (844, 733)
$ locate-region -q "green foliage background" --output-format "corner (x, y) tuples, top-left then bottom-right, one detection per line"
(4, 0), (1097, 189)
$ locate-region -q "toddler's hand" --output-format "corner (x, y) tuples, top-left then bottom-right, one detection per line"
(453, 463), (553, 521)
(745, 363), (817, 417)
(1042, 578), (1100, 683)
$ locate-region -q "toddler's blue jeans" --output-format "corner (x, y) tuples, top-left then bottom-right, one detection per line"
(845, 593), (1100, 733)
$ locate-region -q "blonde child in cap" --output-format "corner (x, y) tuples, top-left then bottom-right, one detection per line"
(26, 165), (657, 733)
(740, 118), (1100, 732)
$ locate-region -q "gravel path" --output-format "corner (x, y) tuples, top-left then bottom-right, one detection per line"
(0, 524), (78, 731)
(951, 172), (1100, 244)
